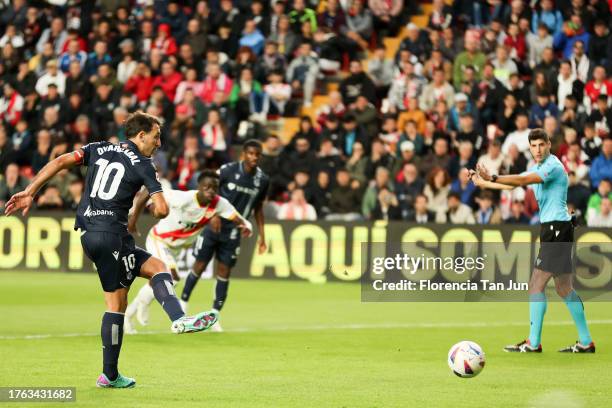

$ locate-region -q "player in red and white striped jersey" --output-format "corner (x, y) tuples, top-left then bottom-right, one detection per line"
(124, 170), (252, 334)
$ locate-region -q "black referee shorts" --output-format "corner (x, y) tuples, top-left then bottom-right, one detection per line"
(535, 221), (575, 276)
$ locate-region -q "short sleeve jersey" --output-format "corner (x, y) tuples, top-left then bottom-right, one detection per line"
(75, 140), (162, 233)
(528, 154), (571, 223)
(151, 189), (238, 248)
(218, 161), (269, 222)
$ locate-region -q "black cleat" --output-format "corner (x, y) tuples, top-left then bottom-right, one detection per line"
(558, 341), (596, 353)
(504, 339), (542, 353)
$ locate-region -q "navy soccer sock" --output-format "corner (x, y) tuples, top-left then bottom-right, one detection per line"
(101, 312), (124, 381)
(151, 272), (185, 322)
(213, 277), (229, 312)
(181, 271), (200, 302)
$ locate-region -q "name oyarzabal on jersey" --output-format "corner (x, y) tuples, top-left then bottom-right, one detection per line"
(218, 162), (269, 223)
(75, 140), (163, 234)
(95, 143), (142, 165)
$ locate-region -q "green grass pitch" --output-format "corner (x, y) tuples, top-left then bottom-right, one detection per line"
(1, 271), (610, 407)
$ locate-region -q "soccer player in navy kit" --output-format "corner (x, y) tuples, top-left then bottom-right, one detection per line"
(180, 139), (269, 331)
(470, 129), (595, 353)
(5, 112), (219, 388)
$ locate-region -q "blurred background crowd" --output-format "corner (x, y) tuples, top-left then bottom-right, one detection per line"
(0, 0), (610, 227)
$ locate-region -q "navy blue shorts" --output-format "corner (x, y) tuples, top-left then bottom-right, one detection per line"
(193, 226), (241, 268)
(81, 231), (151, 292)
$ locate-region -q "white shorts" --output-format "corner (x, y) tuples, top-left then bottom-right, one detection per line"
(145, 232), (182, 271)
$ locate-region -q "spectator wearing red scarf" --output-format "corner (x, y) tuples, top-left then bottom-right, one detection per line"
(200, 109), (230, 166)
(562, 143), (590, 186)
(200, 62), (233, 105)
(0, 83), (24, 127)
(200, 109), (228, 152)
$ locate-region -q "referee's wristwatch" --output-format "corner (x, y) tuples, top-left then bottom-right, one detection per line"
(491, 174), (498, 182)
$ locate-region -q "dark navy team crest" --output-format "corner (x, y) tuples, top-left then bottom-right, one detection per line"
(218, 161), (269, 221)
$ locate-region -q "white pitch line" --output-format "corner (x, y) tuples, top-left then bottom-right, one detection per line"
(2, 320), (612, 341)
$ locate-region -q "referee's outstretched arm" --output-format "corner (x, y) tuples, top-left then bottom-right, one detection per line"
(470, 164), (544, 189)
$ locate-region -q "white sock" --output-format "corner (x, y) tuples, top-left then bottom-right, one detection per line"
(126, 284), (154, 317)
(138, 284), (155, 306)
(125, 300), (137, 318)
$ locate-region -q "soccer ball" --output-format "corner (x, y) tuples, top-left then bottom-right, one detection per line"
(447, 341), (486, 378)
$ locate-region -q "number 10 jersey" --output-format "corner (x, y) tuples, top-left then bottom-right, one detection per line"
(75, 140), (163, 234)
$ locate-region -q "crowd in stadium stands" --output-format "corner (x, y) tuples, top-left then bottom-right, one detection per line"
(0, 0), (611, 227)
